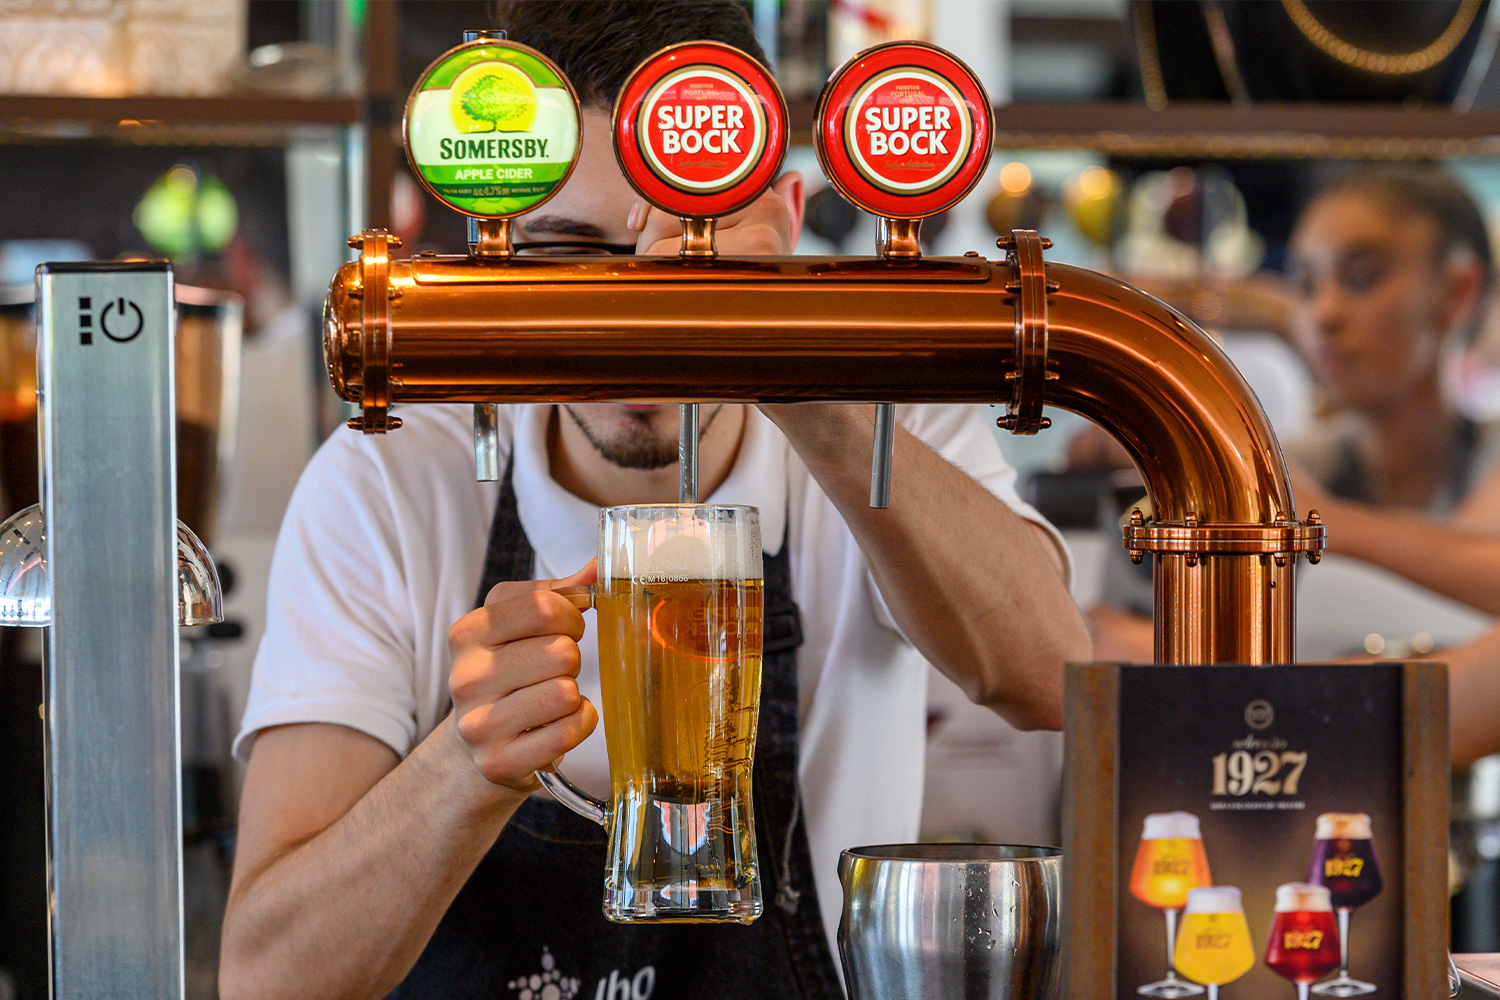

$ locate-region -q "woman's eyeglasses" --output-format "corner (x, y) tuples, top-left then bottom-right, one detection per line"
(512, 240), (638, 256)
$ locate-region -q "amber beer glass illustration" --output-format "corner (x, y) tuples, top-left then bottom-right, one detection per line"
(1131, 811), (1213, 997)
(1266, 882), (1342, 1000)
(1306, 812), (1383, 996)
(541, 504), (764, 923)
(1174, 886), (1255, 1000)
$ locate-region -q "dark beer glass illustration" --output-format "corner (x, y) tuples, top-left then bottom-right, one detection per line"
(1307, 812), (1382, 996)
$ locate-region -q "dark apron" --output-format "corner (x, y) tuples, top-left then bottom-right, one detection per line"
(387, 458), (844, 1000)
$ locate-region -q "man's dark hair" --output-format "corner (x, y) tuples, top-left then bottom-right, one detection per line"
(492, 0), (766, 108)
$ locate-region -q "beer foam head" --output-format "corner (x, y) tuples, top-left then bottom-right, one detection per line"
(1314, 812), (1372, 840)
(1274, 882), (1332, 912)
(1184, 886), (1243, 914)
(1140, 811), (1202, 840)
(600, 504), (761, 581)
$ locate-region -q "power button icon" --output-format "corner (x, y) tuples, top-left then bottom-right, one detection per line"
(100, 297), (144, 343)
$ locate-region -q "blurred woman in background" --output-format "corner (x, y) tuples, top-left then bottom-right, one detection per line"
(1086, 164), (1500, 767)
(1282, 166), (1495, 515)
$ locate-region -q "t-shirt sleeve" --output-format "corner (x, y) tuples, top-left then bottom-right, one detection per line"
(232, 435), (422, 762)
(867, 404), (1073, 631)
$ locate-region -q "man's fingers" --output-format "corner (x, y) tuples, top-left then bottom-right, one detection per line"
(634, 186), (796, 257)
(454, 674), (586, 747)
(464, 700), (599, 789)
(449, 632), (582, 706)
(451, 588), (586, 652)
(479, 558), (596, 609)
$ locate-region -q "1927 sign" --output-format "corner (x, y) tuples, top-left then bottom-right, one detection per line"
(1063, 662), (1448, 1000)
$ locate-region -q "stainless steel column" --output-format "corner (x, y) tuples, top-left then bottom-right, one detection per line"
(37, 262), (183, 1000)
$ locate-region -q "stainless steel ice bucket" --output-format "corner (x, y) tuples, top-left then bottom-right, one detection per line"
(838, 844), (1062, 1000)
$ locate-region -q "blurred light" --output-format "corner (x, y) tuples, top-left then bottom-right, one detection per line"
(1076, 166), (1115, 200)
(132, 164), (239, 261)
(999, 161), (1033, 195)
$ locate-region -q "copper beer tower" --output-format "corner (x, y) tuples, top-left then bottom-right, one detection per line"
(325, 36), (1324, 667)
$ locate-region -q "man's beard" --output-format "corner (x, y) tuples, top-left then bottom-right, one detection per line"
(562, 404), (722, 470)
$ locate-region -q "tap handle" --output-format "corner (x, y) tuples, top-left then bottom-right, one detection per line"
(679, 403), (700, 503)
(870, 403), (895, 509)
(474, 403), (500, 481)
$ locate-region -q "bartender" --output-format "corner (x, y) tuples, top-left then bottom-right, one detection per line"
(217, 3), (1090, 998)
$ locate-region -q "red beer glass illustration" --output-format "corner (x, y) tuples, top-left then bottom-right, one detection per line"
(1306, 812), (1382, 996)
(1265, 882), (1341, 1000)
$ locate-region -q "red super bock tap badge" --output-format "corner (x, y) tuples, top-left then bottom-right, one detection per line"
(815, 41), (993, 223)
(614, 41), (789, 235)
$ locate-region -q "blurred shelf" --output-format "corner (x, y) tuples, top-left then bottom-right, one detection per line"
(0, 94), (360, 124)
(0, 94), (362, 147)
(992, 102), (1500, 160)
(789, 101), (1500, 159)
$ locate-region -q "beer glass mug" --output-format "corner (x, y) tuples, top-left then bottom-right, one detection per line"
(1130, 811), (1213, 998)
(1173, 886), (1255, 1000)
(1306, 812), (1382, 997)
(540, 504), (765, 923)
(1265, 882), (1341, 1000)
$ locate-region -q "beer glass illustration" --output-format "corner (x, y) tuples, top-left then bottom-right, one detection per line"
(1174, 886), (1255, 1000)
(1265, 882), (1341, 1000)
(541, 504), (764, 922)
(1306, 812), (1383, 996)
(1130, 811), (1213, 997)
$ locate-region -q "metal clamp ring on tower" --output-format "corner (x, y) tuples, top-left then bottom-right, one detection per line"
(349, 229), (400, 433)
(1000, 229), (1052, 435)
(1122, 510), (1327, 566)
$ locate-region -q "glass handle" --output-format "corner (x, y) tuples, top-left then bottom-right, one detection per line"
(553, 584), (594, 611)
(535, 767), (609, 827)
(534, 581), (606, 826)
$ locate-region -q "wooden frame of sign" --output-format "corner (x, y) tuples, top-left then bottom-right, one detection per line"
(1062, 661), (1448, 1000)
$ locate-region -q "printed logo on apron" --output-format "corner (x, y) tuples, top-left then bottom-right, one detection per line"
(504, 948), (655, 1000)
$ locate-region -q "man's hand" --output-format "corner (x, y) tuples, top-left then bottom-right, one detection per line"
(629, 171), (804, 256)
(448, 562), (600, 791)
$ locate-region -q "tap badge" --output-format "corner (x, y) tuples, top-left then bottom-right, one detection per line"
(846, 69), (970, 192)
(641, 67), (765, 192)
(816, 42), (992, 220)
(403, 39), (581, 218)
(615, 42), (788, 218)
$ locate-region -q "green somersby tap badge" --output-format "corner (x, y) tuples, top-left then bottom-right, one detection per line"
(404, 39), (581, 218)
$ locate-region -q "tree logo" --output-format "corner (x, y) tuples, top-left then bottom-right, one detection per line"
(450, 61), (538, 133)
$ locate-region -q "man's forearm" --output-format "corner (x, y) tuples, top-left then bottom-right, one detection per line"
(763, 404), (1090, 730)
(220, 718), (523, 1000)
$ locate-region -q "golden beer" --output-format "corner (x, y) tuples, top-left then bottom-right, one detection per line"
(1174, 887), (1255, 998)
(593, 504), (764, 922)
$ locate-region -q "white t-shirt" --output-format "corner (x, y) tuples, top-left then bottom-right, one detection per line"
(236, 402), (1067, 960)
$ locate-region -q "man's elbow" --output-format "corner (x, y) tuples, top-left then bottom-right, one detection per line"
(218, 950), (253, 1000)
(969, 670), (1066, 732)
(217, 915), (279, 1000)
(970, 632), (1089, 732)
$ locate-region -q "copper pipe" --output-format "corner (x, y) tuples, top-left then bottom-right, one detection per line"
(324, 232), (1323, 663)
